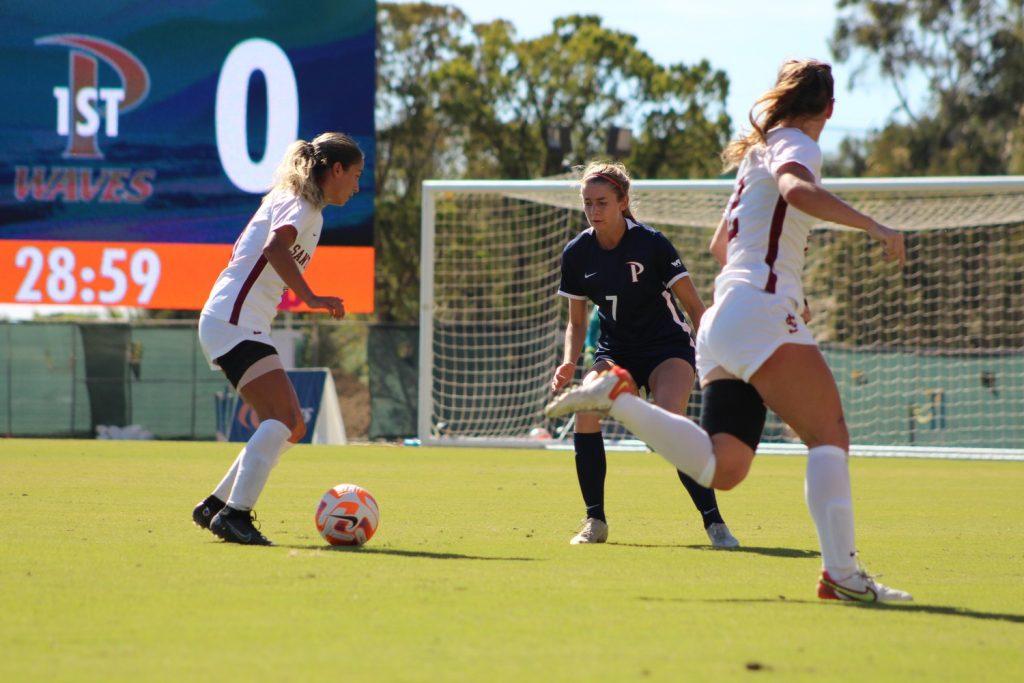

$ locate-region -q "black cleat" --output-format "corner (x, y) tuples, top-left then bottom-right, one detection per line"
(192, 495), (226, 530)
(209, 506), (273, 546)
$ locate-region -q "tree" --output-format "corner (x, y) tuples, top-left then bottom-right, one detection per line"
(374, 5), (733, 322)
(433, 14), (731, 178)
(830, 0), (1024, 175)
(374, 3), (470, 322)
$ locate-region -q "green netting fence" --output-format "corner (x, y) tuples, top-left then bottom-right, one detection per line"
(0, 320), (419, 440)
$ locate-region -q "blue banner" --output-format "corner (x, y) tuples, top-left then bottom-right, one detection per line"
(228, 369), (327, 445)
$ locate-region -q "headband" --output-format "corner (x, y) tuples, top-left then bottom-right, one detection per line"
(590, 171), (626, 194)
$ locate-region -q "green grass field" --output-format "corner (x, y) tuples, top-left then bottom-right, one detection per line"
(1, 440), (1022, 681)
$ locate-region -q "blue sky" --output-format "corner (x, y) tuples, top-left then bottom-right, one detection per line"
(397, 0), (928, 155)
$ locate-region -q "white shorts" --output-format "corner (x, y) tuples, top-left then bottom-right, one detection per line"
(198, 314), (276, 369)
(695, 284), (817, 383)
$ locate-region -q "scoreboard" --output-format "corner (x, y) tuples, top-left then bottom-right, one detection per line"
(0, 1), (376, 312)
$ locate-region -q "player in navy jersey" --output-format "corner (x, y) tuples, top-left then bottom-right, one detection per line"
(550, 161), (739, 547)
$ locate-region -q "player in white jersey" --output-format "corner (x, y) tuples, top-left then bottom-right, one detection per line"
(192, 132), (363, 545)
(546, 59), (913, 602)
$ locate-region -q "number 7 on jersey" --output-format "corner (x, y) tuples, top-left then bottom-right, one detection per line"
(605, 295), (618, 321)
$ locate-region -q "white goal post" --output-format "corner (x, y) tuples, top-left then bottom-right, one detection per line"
(419, 177), (1024, 460)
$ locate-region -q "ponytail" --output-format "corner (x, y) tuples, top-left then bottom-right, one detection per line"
(722, 59), (834, 171)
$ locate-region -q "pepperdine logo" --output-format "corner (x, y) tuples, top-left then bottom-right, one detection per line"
(38, 34), (150, 159)
(14, 34), (155, 204)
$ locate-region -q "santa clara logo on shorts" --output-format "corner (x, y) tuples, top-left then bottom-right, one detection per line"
(785, 313), (799, 334)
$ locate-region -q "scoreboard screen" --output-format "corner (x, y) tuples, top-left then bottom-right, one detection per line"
(0, 0), (376, 312)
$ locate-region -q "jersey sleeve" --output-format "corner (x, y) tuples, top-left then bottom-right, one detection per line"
(766, 131), (823, 180)
(655, 233), (689, 288)
(557, 245), (587, 300)
(270, 194), (316, 237)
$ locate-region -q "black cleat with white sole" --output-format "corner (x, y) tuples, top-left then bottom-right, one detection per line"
(192, 495), (226, 530)
(209, 506), (273, 546)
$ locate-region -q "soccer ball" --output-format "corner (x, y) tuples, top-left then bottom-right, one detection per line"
(315, 484), (380, 546)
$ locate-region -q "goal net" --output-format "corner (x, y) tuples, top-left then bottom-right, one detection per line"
(419, 177), (1024, 459)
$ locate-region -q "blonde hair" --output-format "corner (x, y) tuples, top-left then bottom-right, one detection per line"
(268, 132), (363, 208)
(722, 59), (834, 170)
(579, 160), (636, 221)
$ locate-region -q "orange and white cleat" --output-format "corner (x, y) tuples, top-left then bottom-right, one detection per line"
(544, 366), (638, 419)
(818, 568), (913, 603)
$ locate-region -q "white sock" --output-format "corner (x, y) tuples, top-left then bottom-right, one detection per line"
(609, 393), (716, 487)
(227, 419), (293, 511)
(805, 445), (857, 579)
(212, 448), (244, 502)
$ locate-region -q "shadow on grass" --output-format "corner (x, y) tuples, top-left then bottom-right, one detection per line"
(607, 542), (819, 559)
(280, 545), (536, 561)
(638, 596), (1024, 625)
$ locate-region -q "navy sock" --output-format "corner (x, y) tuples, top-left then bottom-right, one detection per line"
(677, 470), (724, 528)
(574, 432), (606, 522)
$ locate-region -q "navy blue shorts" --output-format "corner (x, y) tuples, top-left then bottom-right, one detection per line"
(593, 344), (696, 393)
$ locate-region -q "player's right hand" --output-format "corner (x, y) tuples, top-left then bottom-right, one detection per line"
(866, 221), (906, 266)
(550, 362), (576, 393)
(307, 295), (345, 319)
(801, 299), (813, 324)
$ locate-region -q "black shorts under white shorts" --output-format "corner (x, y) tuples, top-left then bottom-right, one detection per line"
(593, 344), (696, 393)
(215, 341), (278, 389)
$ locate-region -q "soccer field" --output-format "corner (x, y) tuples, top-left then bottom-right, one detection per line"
(2, 441), (1022, 681)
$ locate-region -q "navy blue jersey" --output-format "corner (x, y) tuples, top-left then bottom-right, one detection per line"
(558, 219), (694, 355)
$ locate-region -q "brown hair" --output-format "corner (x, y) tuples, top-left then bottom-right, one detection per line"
(722, 59), (834, 170)
(580, 160), (636, 221)
(268, 132), (363, 208)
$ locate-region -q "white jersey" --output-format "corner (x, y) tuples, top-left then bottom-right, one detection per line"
(203, 189), (323, 330)
(716, 127), (823, 307)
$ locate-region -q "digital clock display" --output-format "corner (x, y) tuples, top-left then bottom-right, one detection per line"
(2, 241), (374, 311)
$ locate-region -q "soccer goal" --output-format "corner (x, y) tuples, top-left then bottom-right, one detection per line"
(419, 177), (1024, 460)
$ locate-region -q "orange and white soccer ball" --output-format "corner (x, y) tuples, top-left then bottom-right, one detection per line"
(315, 484), (380, 546)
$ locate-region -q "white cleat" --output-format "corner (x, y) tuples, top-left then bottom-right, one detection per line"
(570, 517), (609, 545)
(818, 568), (913, 603)
(706, 522), (740, 549)
(545, 366), (638, 419)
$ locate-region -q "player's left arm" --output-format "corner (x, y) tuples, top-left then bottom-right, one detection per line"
(776, 163), (905, 265)
(670, 276), (706, 331)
